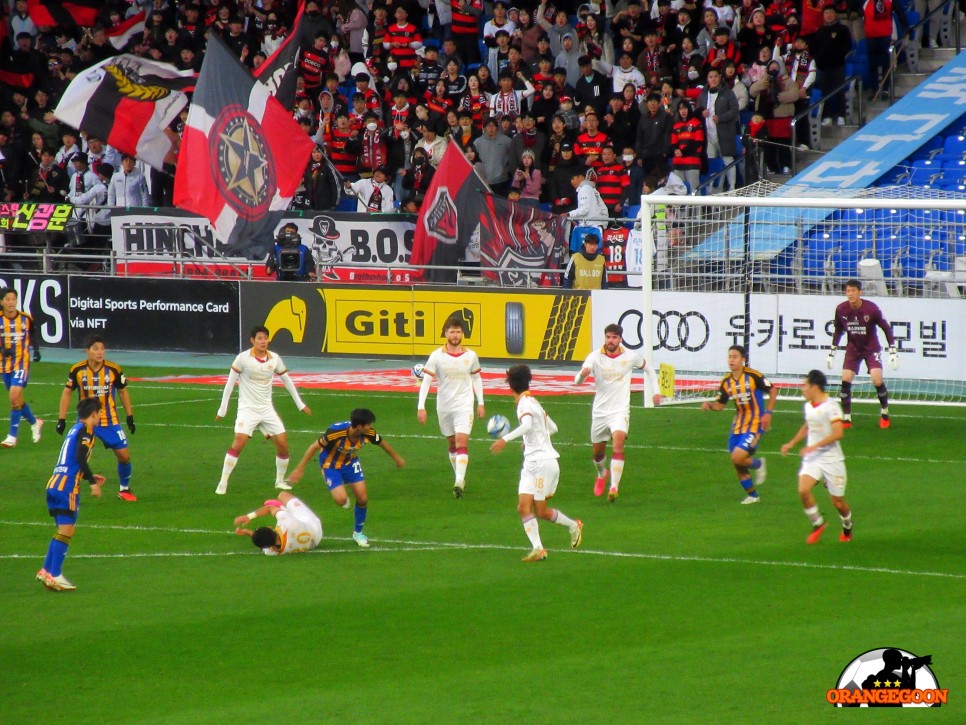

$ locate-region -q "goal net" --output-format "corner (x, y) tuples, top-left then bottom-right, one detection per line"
(638, 183), (966, 405)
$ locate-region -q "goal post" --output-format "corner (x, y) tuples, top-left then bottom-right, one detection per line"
(634, 185), (966, 405)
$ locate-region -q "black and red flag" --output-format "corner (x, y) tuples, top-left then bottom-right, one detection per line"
(252, 0), (304, 109)
(411, 143), (487, 283)
(27, 0), (100, 28)
(478, 196), (567, 287)
(174, 34), (313, 253)
(54, 55), (194, 171)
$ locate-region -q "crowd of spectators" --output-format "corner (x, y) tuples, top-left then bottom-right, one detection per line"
(0, 0), (918, 220)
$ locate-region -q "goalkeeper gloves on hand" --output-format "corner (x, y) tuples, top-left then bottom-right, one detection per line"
(826, 346), (836, 370)
(888, 346), (899, 370)
(56, 419), (66, 436)
(126, 415), (136, 434)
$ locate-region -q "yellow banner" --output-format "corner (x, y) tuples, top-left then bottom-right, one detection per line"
(319, 287), (591, 361)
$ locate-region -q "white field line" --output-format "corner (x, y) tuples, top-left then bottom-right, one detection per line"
(1, 521), (963, 580)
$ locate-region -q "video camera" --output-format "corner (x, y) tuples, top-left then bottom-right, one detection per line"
(903, 655), (932, 669)
(276, 228), (301, 248)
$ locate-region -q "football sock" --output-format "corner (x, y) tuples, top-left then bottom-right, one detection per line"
(839, 380), (853, 415)
(118, 461), (132, 490)
(875, 384), (889, 417)
(804, 505), (824, 527)
(610, 452), (625, 489)
(550, 509), (576, 529)
(219, 450), (239, 486)
(522, 515), (543, 549)
(353, 504), (367, 533)
(20, 403), (36, 425)
(448, 447), (457, 473)
(274, 456), (289, 485)
(749, 458), (762, 470)
(454, 447), (468, 485)
(593, 455), (606, 477)
(9, 405), (21, 437)
(739, 476), (757, 496)
(46, 533), (71, 577)
(840, 511), (853, 530)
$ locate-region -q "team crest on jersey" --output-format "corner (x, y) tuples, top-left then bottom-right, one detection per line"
(864, 315), (871, 322)
(210, 105), (277, 219)
(423, 187), (459, 245)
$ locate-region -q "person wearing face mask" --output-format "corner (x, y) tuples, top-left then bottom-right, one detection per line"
(344, 166), (396, 212)
(401, 147), (435, 206)
(328, 33), (352, 81)
(385, 6), (423, 71)
(351, 112), (388, 178)
(388, 121), (415, 202)
(301, 0), (336, 46)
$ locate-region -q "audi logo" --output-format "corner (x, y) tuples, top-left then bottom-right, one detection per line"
(617, 309), (711, 352)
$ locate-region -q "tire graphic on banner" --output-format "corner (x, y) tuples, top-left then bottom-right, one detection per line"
(505, 302), (524, 354)
(540, 295), (587, 360)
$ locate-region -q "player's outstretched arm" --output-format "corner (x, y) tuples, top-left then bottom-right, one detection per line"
(287, 440), (323, 483)
(378, 439), (405, 468)
(780, 423), (807, 456)
(701, 400), (724, 412)
(279, 372), (309, 412)
(574, 365), (591, 385)
(216, 368), (241, 419)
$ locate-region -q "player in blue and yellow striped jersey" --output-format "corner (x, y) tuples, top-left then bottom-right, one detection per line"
(1, 287), (43, 448)
(56, 335), (138, 501)
(702, 345), (778, 504)
(37, 397), (105, 591)
(287, 408), (405, 548)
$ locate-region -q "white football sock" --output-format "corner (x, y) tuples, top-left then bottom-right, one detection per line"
(219, 452), (238, 486)
(522, 516), (543, 549)
(551, 509), (576, 529)
(275, 456), (289, 485)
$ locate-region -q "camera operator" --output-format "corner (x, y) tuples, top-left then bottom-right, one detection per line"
(266, 223), (316, 281)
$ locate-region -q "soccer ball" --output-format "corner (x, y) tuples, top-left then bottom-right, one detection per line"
(411, 363), (424, 379)
(487, 414), (510, 438)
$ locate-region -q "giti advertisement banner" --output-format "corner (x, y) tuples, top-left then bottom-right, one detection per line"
(239, 283), (592, 360)
(68, 277), (240, 352)
(592, 290), (966, 381)
(0, 274), (70, 349)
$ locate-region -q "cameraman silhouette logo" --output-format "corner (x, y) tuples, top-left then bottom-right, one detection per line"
(861, 649), (931, 707)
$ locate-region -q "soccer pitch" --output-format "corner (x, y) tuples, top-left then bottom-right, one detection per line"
(1, 355), (964, 724)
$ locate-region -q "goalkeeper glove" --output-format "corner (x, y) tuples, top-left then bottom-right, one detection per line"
(126, 415), (136, 434)
(888, 346), (899, 370)
(32, 349), (41, 362)
(826, 346), (836, 370)
(56, 419), (66, 435)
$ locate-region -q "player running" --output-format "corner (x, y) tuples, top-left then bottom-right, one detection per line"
(574, 323), (661, 502)
(416, 315), (485, 498)
(491, 364), (583, 562)
(701, 345), (777, 504)
(780, 369), (854, 544)
(215, 325), (311, 495)
(826, 279), (897, 429)
(233, 492), (324, 555)
(1, 287), (43, 447)
(287, 408), (405, 548)
(57, 335), (138, 501)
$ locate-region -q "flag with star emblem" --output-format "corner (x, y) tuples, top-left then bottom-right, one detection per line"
(174, 35), (314, 254)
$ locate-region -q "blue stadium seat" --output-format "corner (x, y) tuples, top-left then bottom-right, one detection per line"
(337, 196), (357, 212)
(802, 230), (837, 279)
(910, 135), (945, 161)
(907, 159), (941, 187)
(940, 134), (966, 161)
(831, 207), (872, 231)
(941, 158), (966, 185)
(828, 229), (873, 278)
(902, 227), (945, 280)
(873, 229), (909, 278)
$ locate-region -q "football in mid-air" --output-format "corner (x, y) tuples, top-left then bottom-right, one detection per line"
(487, 414), (510, 438)
(412, 363), (424, 379)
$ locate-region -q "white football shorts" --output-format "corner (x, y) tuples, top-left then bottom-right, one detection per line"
(799, 458), (848, 497)
(518, 458), (560, 501)
(235, 407), (286, 438)
(591, 411), (630, 444)
(438, 407), (474, 437)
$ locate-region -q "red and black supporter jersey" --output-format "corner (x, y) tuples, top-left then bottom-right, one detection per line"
(590, 161), (630, 211)
(384, 22), (422, 69)
(670, 117), (705, 168)
(324, 127), (357, 174)
(575, 130), (610, 157)
(451, 0), (483, 35)
(300, 49), (329, 88)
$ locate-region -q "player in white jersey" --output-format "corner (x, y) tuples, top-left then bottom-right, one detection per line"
(780, 369), (854, 545)
(417, 315), (485, 498)
(575, 323), (661, 502)
(233, 492), (323, 555)
(491, 365), (583, 562)
(215, 326), (312, 495)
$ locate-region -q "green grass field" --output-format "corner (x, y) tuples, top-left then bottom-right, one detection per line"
(1, 356), (964, 724)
